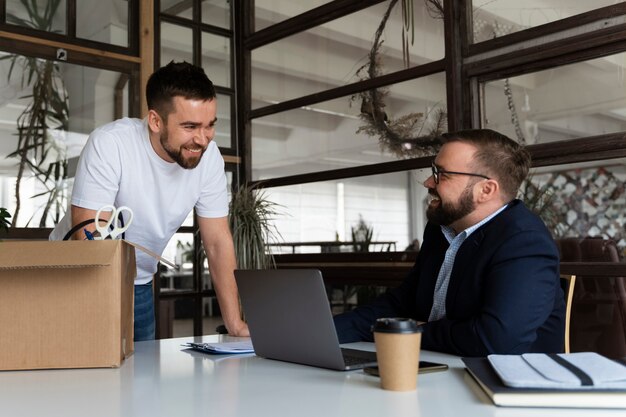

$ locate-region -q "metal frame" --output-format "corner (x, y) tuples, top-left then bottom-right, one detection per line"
(237, 0), (626, 189)
(0, 0), (139, 56)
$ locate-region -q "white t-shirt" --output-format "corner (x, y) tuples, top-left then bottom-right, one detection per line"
(51, 117), (229, 284)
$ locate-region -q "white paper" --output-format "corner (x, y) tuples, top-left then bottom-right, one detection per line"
(183, 341), (254, 354)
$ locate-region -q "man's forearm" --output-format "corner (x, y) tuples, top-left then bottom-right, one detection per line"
(211, 268), (242, 328)
(205, 244), (247, 334)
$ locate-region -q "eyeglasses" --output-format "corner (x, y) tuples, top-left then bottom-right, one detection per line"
(431, 163), (490, 184)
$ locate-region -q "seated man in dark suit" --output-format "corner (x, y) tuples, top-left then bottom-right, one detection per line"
(334, 129), (565, 356)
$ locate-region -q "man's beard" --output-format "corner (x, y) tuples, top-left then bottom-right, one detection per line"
(426, 182), (476, 227)
(160, 129), (205, 169)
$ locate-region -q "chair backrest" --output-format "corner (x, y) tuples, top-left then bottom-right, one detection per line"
(558, 237), (626, 358)
(556, 238), (583, 262)
(560, 274), (576, 353)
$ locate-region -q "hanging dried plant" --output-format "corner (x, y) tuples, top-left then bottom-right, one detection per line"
(424, 0), (444, 19)
(486, 21), (526, 145)
(351, 0), (446, 159)
(400, 0), (414, 67)
(503, 78), (526, 144)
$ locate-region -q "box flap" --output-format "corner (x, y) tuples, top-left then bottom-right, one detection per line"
(0, 240), (123, 270)
(124, 240), (177, 269)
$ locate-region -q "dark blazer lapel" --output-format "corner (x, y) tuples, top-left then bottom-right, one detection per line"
(415, 224), (449, 315)
(445, 228), (486, 310)
(444, 203), (518, 312)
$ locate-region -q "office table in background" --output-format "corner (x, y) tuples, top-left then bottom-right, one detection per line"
(0, 335), (623, 417)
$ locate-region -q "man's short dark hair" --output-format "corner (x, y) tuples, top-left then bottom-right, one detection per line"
(146, 61), (216, 119)
(440, 129), (531, 201)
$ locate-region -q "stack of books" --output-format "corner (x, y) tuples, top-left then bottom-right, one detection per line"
(463, 352), (626, 408)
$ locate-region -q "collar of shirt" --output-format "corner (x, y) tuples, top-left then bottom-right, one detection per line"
(440, 203), (509, 245)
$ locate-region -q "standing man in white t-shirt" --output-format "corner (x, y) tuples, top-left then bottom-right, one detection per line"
(51, 61), (249, 340)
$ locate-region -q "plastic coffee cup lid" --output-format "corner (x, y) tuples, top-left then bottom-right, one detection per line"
(371, 317), (423, 334)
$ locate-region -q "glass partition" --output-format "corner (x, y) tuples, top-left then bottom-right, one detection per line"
(6, 0), (130, 47)
(471, 0), (618, 43)
(252, 74), (447, 179)
(201, 32), (231, 87)
(77, 0), (129, 47)
(251, 1), (444, 108)
(0, 54), (129, 227)
(6, 0), (67, 34)
(214, 93), (232, 148)
(481, 51), (626, 145)
(161, 0), (231, 29)
(263, 169), (432, 255)
(160, 0), (192, 18)
(161, 22), (194, 65)
(202, 0), (231, 29)
(255, 0), (331, 31)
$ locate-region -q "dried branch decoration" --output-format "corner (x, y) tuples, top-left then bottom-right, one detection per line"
(352, 0), (447, 158)
(424, 0), (444, 19)
(503, 78), (526, 144)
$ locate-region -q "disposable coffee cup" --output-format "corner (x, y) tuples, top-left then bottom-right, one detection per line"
(372, 318), (423, 391)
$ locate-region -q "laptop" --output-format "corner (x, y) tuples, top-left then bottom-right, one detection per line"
(235, 269), (377, 371)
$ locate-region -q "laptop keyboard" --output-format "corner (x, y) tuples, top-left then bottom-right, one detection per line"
(341, 348), (377, 366)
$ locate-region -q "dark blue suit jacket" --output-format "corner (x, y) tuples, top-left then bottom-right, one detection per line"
(334, 200), (565, 356)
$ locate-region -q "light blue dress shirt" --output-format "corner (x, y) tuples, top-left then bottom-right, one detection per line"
(428, 204), (509, 321)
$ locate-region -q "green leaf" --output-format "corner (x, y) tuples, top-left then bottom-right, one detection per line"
(0, 208), (11, 232)
(229, 184), (283, 269)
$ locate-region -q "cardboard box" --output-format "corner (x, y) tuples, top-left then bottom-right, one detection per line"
(0, 240), (135, 370)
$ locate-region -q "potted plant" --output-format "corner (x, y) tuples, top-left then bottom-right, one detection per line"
(344, 215), (384, 308)
(0, 208), (11, 235)
(228, 183), (282, 270)
(519, 177), (565, 238)
(351, 214), (374, 252)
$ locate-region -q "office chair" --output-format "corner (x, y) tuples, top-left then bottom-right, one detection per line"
(558, 237), (626, 358)
(560, 274), (576, 353)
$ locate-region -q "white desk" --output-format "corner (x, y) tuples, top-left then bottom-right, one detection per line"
(0, 335), (622, 417)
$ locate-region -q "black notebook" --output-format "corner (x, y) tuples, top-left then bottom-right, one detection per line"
(463, 357), (626, 409)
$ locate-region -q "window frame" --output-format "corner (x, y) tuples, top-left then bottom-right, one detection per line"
(236, 0), (626, 188)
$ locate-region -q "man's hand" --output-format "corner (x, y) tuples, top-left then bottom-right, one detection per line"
(226, 319), (250, 337)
